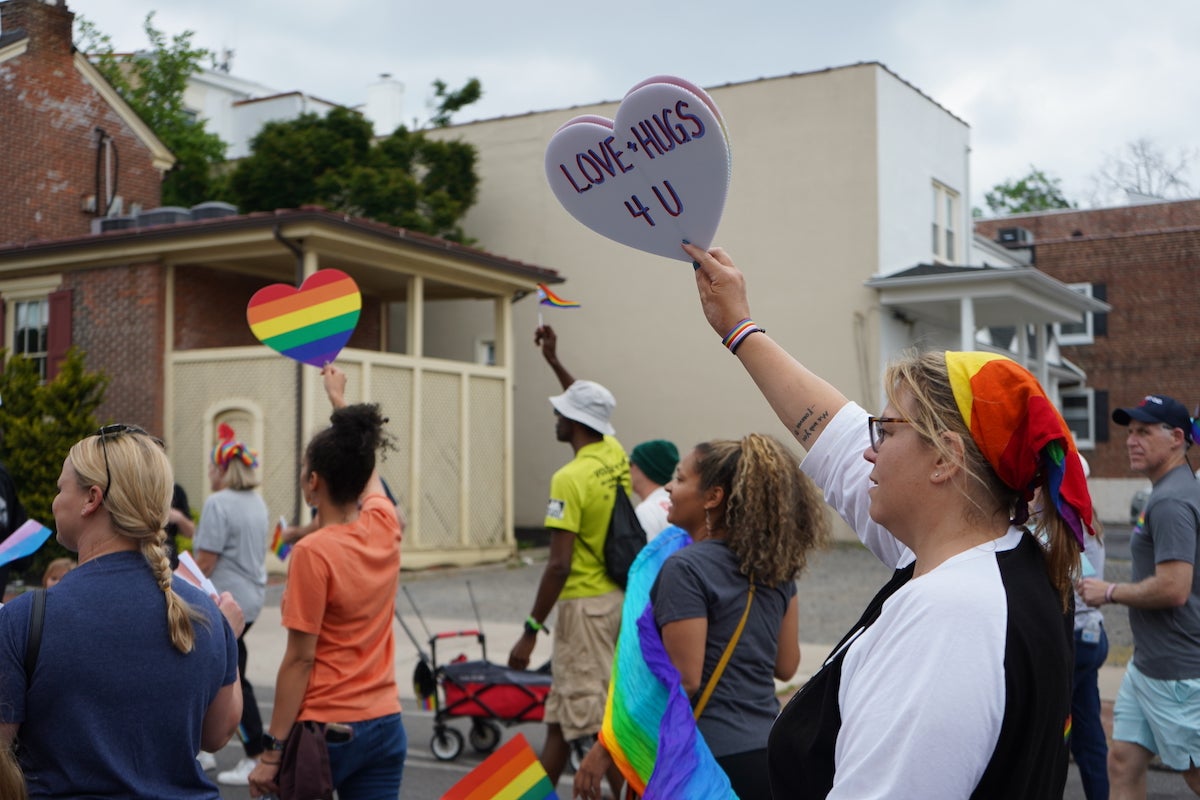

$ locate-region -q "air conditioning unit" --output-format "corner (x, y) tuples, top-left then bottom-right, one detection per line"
(190, 201), (239, 220)
(93, 215), (137, 234)
(137, 206), (192, 227)
(997, 227), (1034, 247)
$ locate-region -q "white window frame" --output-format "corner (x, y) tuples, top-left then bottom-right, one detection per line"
(475, 338), (496, 367)
(1053, 283), (1096, 346)
(931, 181), (960, 264)
(0, 275), (62, 383)
(1059, 387), (1096, 449)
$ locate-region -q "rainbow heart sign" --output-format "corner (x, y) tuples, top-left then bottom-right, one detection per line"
(544, 75), (731, 263)
(246, 269), (362, 367)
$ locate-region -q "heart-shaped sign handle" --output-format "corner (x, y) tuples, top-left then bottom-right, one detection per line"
(247, 269), (362, 367)
(544, 76), (730, 262)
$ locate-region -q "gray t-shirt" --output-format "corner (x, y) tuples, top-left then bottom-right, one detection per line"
(193, 488), (269, 624)
(1130, 464), (1200, 679)
(651, 538), (796, 757)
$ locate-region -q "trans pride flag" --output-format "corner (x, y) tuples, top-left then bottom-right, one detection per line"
(0, 520), (53, 568)
(599, 527), (737, 799)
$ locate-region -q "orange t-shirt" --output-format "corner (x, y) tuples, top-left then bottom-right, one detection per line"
(281, 494), (402, 722)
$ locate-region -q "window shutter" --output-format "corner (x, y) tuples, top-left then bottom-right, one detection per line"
(46, 289), (72, 380)
(1093, 390), (1109, 443)
(1092, 283), (1107, 337)
(0, 294), (5, 370)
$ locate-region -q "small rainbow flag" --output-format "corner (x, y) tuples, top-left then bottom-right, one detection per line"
(270, 517), (292, 561)
(442, 733), (557, 800)
(0, 520), (53, 568)
(536, 284), (579, 309)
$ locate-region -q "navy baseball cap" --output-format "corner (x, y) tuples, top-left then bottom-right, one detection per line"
(1112, 394), (1193, 443)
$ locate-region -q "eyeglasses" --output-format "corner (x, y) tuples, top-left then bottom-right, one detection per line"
(95, 424), (158, 500)
(867, 416), (910, 452)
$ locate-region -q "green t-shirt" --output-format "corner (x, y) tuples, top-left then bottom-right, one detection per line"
(544, 435), (630, 599)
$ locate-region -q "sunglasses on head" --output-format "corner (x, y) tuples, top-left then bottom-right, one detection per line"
(95, 424), (162, 500)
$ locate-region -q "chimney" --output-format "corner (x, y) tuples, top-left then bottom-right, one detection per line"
(366, 73), (405, 137)
(1, 0), (75, 57)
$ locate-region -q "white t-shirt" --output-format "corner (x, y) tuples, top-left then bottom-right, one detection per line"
(635, 485), (671, 540)
(797, 402), (1012, 798)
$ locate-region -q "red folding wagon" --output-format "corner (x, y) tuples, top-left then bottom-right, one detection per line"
(398, 583), (552, 762)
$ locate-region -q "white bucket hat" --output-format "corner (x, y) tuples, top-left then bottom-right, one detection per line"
(549, 380), (616, 436)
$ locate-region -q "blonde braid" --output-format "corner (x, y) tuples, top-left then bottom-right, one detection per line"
(141, 529), (199, 654)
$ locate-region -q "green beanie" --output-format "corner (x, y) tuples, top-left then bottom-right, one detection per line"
(630, 439), (679, 486)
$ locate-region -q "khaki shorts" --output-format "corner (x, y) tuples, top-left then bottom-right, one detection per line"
(544, 591), (622, 741)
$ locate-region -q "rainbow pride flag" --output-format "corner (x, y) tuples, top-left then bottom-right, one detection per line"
(536, 284), (579, 309)
(270, 517), (292, 561)
(0, 520), (53, 568)
(442, 733), (557, 800)
(599, 527), (735, 799)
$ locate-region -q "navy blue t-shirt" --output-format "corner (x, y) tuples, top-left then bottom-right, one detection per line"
(0, 551), (238, 799)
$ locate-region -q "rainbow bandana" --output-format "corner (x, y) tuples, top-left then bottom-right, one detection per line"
(599, 527), (736, 799)
(212, 423), (259, 470)
(945, 351), (1093, 548)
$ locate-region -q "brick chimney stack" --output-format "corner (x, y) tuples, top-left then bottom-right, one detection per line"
(1, 0), (75, 58)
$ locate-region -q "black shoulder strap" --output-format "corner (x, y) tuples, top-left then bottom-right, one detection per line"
(25, 588), (46, 683)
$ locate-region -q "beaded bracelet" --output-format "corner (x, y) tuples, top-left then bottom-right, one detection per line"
(1105, 583), (1118, 604)
(722, 319), (766, 355)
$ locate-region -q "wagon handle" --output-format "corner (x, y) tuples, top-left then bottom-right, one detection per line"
(402, 584), (434, 641)
(466, 581), (485, 631)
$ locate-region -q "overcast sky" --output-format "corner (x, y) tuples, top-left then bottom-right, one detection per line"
(63, 0), (1200, 212)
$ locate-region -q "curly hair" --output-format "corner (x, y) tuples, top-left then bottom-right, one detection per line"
(887, 349), (1077, 609)
(694, 433), (831, 585)
(305, 403), (394, 505)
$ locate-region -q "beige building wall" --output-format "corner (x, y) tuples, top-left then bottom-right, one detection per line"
(429, 64), (971, 533)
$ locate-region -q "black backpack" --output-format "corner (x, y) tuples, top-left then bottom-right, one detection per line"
(599, 484), (647, 588)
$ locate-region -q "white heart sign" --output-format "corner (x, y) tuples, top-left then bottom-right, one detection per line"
(544, 76), (731, 263)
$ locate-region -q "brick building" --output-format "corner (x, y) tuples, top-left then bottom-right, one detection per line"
(976, 200), (1200, 509)
(0, 0), (565, 567)
(0, 0), (173, 245)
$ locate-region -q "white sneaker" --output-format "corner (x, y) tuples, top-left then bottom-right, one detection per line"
(196, 751), (217, 771)
(217, 757), (257, 786)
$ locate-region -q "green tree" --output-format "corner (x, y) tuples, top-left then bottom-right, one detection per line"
(227, 82), (481, 242)
(977, 167), (1075, 217)
(0, 349), (109, 581)
(427, 78), (483, 129)
(77, 14), (227, 207)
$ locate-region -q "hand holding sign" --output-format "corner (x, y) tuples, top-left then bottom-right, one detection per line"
(246, 269), (362, 367)
(545, 76), (730, 263)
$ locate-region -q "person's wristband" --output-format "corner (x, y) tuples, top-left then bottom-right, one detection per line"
(721, 318), (766, 355)
(259, 755), (281, 767)
(524, 616), (545, 636)
(1105, 583), (1118, 604)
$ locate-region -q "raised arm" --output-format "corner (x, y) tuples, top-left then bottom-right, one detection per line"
(321, 364), (386, 500)
(535, 325), (576, 390)
(684, 243), (849, 450)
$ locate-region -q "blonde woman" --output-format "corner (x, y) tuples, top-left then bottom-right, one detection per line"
(685, 242), (1092, 799)
(193, 424), (270, 786)
(0, 426), (242, 798)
